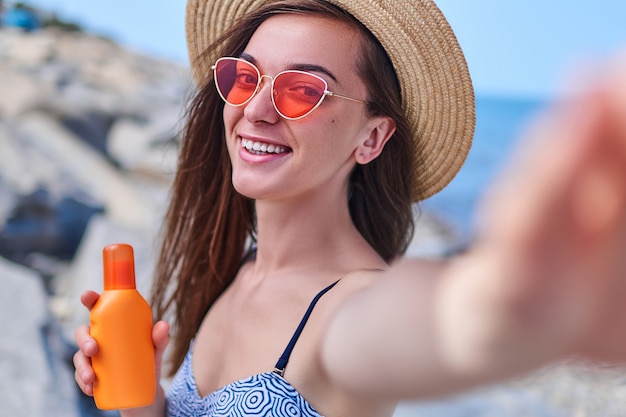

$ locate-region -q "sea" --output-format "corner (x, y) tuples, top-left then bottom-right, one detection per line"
(420, 94), (548, 242)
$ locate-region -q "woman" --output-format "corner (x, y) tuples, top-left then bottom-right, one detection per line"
(74, 0), (626, 416)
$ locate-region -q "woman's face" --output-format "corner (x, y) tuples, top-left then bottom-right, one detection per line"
(222, 14), (375, 204)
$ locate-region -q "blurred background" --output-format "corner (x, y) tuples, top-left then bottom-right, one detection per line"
(1, 1), (625, 416)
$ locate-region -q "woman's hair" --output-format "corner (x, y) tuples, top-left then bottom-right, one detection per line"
(151, 0), (416, 376)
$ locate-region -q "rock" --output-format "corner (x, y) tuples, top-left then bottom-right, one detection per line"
(1, 28), (53, 66)
(0, 27), (190, 118)
(107, 112), (180, 176)
(0, 120), (55, 195)
(0, 188), (103, 267)
(82, 55), (151, 95)
(0, 127), (25, 219)
(407, 211), (465, 258)
(59, 110), (117, 159)
(52, 31), (119, 66)
(396, 361), (626, 417)
(0, 257), (79, 417)
(0, 177), (18, 226)
(0, 25), (184, 417)
(0, 67), (49, 118)
(14, 111), (159, 229)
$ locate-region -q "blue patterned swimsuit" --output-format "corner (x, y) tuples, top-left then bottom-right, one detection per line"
(167, 281), (338, 417)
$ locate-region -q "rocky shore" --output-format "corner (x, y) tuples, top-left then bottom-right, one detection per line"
(1, 26), (624, 417)
(0, 25), (187, 417)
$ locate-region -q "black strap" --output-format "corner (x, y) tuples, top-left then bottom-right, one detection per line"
(273, 280), (339, 376)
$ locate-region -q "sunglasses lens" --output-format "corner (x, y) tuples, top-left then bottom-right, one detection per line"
(214, 59), (259, 105)
(273, 72), (326, 119)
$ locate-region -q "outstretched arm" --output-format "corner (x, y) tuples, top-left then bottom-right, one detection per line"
(321, 55), (626, 400)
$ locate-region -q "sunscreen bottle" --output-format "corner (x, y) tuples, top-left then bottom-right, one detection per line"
(90, 243), (156, 410)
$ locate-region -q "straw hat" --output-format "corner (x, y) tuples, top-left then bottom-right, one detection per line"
(186, 0), (475, 201)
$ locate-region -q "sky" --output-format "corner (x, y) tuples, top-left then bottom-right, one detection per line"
(13, 0), (626, 99)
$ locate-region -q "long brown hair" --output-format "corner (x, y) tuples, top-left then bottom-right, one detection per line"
(151, 0), (416, 376)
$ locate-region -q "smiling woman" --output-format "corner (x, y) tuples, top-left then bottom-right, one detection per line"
(71, 1), (626, 417)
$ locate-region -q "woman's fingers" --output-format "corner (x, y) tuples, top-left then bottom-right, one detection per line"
(74, 324), (98, 396)
(73, 296), (99, 396)
(75, 325), (98, 356)
(152, 320), (170, 381)
(72, 321), (171, 398)
(80, 290), (100, 311)
(73, 349), (95, 396)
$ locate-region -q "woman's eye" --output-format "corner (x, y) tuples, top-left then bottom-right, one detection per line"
(287, 83), (323, 102)
(235, 72), (257, 87)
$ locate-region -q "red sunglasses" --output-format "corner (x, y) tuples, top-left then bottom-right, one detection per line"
(212, 57), (368, 120)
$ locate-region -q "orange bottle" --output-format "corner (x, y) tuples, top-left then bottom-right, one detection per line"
(90, 243), (156, 410)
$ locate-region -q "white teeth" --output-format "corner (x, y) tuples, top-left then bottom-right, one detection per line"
(241, 139), (286, 154)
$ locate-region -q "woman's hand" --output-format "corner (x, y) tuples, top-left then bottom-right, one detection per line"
(73, 290), (171, 415)
(471, 55), (626, 364)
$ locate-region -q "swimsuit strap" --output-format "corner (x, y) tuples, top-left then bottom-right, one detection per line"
(273, 280), (340, 376)
(240, 246), (257, 265)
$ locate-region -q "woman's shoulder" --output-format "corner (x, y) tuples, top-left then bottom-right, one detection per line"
(336, 255), (447, 292)
(334, 267), (384, 293)
(290, 267), (399, 416)
(309, 266), (387, 323)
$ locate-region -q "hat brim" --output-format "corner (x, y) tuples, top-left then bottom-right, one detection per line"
(186, 0), (475, 201)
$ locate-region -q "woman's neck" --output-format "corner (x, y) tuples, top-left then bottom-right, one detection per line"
(252, 192), (384, 275)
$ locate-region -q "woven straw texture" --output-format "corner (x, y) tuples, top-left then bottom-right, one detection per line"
(186, 0), (475, 201)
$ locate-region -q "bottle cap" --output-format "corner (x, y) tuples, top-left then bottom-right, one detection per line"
(103, 243), (136, 290)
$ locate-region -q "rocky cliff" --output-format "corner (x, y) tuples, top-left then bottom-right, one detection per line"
(0, 26), (189, 417)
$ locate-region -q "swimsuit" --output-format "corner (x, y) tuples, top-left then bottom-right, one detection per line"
(166, 280), (338, 417)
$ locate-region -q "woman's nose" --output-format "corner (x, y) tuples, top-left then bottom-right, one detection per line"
(243, 76), (280, 123)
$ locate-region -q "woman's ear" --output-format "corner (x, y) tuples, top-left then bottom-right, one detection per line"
(354, 116), (396, 165)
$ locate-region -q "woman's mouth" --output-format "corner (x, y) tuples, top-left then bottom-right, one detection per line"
(241, 138), (290, 155)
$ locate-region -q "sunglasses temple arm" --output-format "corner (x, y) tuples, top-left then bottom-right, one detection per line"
(326, 91), (369, 104)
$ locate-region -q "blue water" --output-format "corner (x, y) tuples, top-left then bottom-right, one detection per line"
(421, 95), (547, 239)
